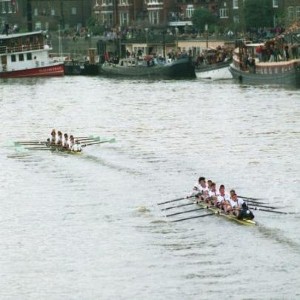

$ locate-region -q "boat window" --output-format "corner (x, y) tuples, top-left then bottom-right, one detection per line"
(27, 53), (32, 60)
(19, 54), (24, 61)
(11, 54), (16, 62)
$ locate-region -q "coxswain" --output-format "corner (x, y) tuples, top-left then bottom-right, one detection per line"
(63, 133), (69, 149)
(56, 131), (63, 146)
(192, 176), (209, 201)
(49, 129), (56, 144)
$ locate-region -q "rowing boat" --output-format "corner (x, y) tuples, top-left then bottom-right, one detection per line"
(48, 144), (82, 154)
(195, 200), (256, 226)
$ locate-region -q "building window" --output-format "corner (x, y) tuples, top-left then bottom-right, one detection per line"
(27, 53), (32, 60)
(11, 55), (16, 62)
(219, 8), (228, 18)
(102, 0), (112, 5)
(233, 15), (239, 23)
(287, 6), (295, 21)
(120, 12), (129, 25)
(102, 12), (113, 26)
(19, 54), (24, 61)
(297, 6), (300, 20)
(71, 7), (77, 15)
(51, 9), (55, 16)
(186, 5), (194, 18)
(149, 10), (159, 25)
(233, 0), (238, 9)
(272, 0), (278, 8)
(119, 0), (128, 4)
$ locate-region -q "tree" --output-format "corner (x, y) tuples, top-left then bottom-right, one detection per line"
(243, 0), (274, 30)
(191, 8), (217, 33)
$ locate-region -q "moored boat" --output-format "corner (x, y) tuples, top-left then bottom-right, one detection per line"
(195, 59), (232, 80)
(229, 41), (300, 86)
(0, 31), (64, 78)
(100, 56), (196, 79)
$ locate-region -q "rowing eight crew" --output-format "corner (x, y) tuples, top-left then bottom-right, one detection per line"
(192, 176), (254, 220)
(47, 129), (82, 152)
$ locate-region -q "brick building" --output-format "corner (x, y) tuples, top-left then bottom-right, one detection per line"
(0, 0), (93, 31)
(0, 0), (299, 33)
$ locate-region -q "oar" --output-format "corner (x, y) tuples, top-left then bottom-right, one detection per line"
(245, 203), (279, 209)
(157, 195), (194, 206)
(171, 213), (215, 222)
(24, 147), (51, 150)
(81, 138), (116, 147)
(166, 207), (206, 217)
(242, 199), (269, 205)
(249, 207), (290, 215)
(161, 202), (196, 211)
(15, 140), (41, 143)
(239, 196), (264, 201)
(75, 135), (99, 140)
(15, 141), (47, 146)
(76, 136), (100, 142)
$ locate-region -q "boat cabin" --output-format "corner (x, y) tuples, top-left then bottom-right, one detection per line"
(0, 31), (53, 73)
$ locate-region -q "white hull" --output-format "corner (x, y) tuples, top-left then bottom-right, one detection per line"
(196, 66), (232, 80)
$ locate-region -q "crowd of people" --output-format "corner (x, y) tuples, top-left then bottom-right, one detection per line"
(191, 177), (254, 220)
(47, 129), (82, 152)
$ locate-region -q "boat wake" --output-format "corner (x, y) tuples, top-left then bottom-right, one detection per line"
(257, 223), (300, 252)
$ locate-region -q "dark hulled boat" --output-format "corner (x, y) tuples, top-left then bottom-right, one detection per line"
(99, 56), (196, 79)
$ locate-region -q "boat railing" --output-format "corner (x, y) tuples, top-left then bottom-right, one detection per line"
(0, 42), (52, 54)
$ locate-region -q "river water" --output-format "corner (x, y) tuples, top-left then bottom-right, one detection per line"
(0, 76), (300, 299)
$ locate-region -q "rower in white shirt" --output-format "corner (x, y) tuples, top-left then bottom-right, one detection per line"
(226, 190), (245, 215)
(69, 135), (75, 150)
(56, 131), (63, 146)
(215, 184), (230, 208)
(192, 176), (209, 201)
(71, 140), (82, 152)
(206, 182), (217, 204)
(63, 133), (69, 149)
(49, 129), (56, 144)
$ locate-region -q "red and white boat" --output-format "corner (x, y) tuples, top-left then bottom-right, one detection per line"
(0, 30), (64, 78)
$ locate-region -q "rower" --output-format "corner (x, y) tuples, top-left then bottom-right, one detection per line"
(215, 184), (230, 209)
(206, 182), (217, 205)
(56, 131), (63, 145)
(229, 190), (254, 220)
(69, 135), (75, 150)
(192, 176), (209, 201)
(49, 129), (56, 144)
(63, 133), (69, 149)
(226, 190), (245, 215)
(71, 140), (82, 152)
